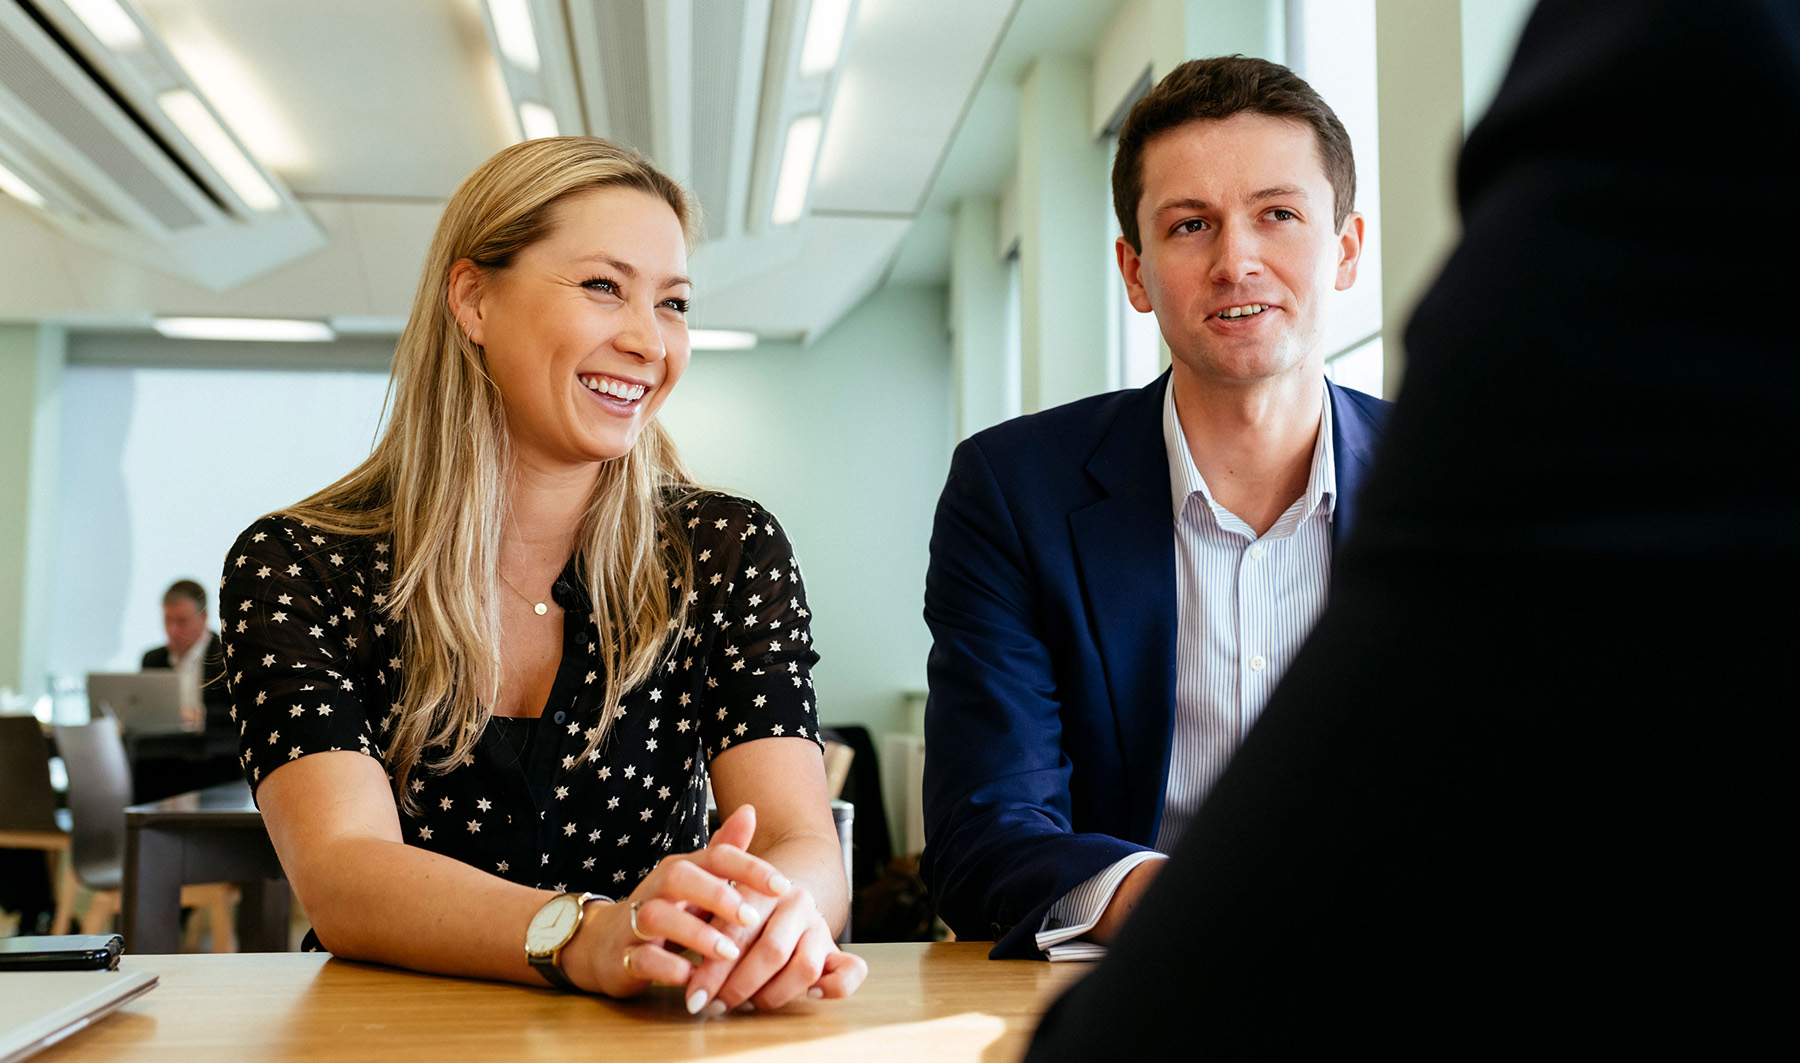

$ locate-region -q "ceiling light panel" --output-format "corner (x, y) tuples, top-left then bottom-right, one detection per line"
(486, 0), (540, 72)
(158, 89), (279, 211)
(518, 101), (558, 139)
(479, 0), (581, 146)
(770, 114), (821, 225)
(745, 0), (859, 233)
(63, 0), (145, 51)
(155, 317), (335, 342)
(0, 159), (48, 207)
(689, 329), (758, 350)
(799, 0), (852, 77)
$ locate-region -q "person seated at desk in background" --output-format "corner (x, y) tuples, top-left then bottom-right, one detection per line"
(141, 578), (229, 733)
(219, 137), (864, 1014)
(922, 56), (1388, 959)
(132, 577), (240, 803)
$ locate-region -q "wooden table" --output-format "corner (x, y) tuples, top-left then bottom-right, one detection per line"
(123, 780), (289, 953)
(33, 943), (1087, 1063)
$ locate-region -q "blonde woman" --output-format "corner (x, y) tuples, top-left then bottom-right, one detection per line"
(219, 137), (864, 1013)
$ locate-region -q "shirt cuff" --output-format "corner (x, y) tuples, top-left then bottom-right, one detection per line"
(1036, 851), (1167, 961)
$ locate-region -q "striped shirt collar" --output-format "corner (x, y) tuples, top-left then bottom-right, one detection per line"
(1162, 377), (1338, 531)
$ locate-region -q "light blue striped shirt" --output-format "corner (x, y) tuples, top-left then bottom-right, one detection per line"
(1039, 381), (1337, 960)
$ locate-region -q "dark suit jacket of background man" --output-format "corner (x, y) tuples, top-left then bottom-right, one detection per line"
(1025, 0), (1798, 1055)
(141, 633), (231, 734)
(923, 372), (1388, 958)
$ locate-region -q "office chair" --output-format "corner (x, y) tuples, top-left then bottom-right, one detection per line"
(52, 716), (239, 951)
(0, 713), (78, 934)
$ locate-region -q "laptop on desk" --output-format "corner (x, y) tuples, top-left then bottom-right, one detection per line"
(0, 971), (157, 1063)
(85, 672), (185, 734)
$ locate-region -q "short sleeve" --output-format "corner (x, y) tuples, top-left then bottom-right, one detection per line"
(218, 517), (385, 792)
(696, 502), (823, 759)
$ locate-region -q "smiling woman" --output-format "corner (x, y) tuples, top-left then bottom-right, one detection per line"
(215, 137), (863, 1014)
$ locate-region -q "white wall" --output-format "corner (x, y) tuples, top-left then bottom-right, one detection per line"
(46, 282), (952, 737)
(662, 284), (952, 736)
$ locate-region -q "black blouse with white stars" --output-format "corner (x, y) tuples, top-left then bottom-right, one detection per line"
(220, 492), (822, 907)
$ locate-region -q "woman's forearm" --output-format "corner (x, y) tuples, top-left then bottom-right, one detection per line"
(296, 833), (560, 984)
(259, 753), (560, 985)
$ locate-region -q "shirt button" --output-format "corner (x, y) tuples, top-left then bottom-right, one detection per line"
(1249, 544), (1265, 561)
(553, 711), (566, 724)
(1249, 655), (1267, 672)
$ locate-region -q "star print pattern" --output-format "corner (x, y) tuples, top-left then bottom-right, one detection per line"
(221, 493), (821, 909)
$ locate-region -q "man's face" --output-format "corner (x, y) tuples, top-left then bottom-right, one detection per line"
(163, 599), (206, 657)
(1118, 113), (1363, 390)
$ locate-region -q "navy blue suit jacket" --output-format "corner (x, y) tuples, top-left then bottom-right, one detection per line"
(922, 372), (1389, 958)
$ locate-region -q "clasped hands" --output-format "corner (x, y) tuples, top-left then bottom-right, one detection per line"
(563, 804), (865, 1013)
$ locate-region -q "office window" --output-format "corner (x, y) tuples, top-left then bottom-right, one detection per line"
(1106, 137), (1163, 391)
(1002, 246), (1023, 420)
(1291, 0), (1384, 378)
(1325, 335), (1384, 398)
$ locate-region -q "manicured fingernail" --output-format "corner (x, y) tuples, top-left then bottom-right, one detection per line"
(716, 938), (740, 960)
(807, 987), (824, 999)
(737, 1001), (756, 1012)
(686, 990), (709, 1015)
(702, 1000), (728, 1018)
(739, 903), (761, 926)
(767, 873), (791, 895)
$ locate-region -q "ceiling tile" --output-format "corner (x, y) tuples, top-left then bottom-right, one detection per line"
(810, 0), (1015, 215)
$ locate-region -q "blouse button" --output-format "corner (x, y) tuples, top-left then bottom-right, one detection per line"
(553, 711), (567, 724)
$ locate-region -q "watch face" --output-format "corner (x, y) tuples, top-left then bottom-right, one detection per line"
(526, 894), (582, 954)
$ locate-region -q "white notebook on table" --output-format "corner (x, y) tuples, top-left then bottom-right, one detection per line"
(0, 971), (157, 1063)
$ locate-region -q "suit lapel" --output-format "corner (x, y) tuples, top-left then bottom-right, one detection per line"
(1068, 375), (1178, 846)
(1328, 380), (1383, 547)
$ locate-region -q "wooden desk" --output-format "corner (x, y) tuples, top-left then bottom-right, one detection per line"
(35, 944), (1086, 1063)
(123, 781), (289, 953)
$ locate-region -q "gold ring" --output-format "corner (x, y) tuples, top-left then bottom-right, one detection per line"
(622, 946), (640, 978)
(628, 899), (653, 941)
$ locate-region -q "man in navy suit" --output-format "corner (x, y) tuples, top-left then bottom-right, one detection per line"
(922, 57), (1390, 959)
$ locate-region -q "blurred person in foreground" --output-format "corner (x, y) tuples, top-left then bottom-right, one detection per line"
(1025, 0), (1797, 1055)
(220, 137), (863, 1014)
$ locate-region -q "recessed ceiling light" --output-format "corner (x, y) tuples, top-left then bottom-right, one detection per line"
(0, 161), (47, 209)
(519, 102), (559, 140)
(154, 317), (335, 342)
(690, 330), (759, 351)
(158, 90), (280, 213)
(800, 0), (853, 77)
(64, 0), (144, 51)
(487, 0), (541, 73)
(770, 115), (823, 226)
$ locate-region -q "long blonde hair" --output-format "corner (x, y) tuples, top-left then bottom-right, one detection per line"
(286, 137), (698, 810)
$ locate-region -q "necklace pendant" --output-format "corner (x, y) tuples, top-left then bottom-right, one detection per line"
(534, 602), (548, 616)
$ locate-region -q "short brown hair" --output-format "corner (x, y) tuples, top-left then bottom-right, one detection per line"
(1113, 55), (1356, 251)
(163, 579), (206, 612)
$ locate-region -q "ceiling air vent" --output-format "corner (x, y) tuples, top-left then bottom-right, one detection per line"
(0, 0), (322, 290)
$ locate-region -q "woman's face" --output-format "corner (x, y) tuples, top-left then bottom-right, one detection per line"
(457, 187), (691, 472)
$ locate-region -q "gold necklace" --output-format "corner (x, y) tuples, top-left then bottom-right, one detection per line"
(498, 571), (551, 616)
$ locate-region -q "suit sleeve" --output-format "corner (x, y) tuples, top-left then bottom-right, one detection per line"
(922, 437), (1150, 958)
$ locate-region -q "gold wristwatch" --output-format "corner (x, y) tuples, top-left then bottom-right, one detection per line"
(525, 891), (608, 990)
